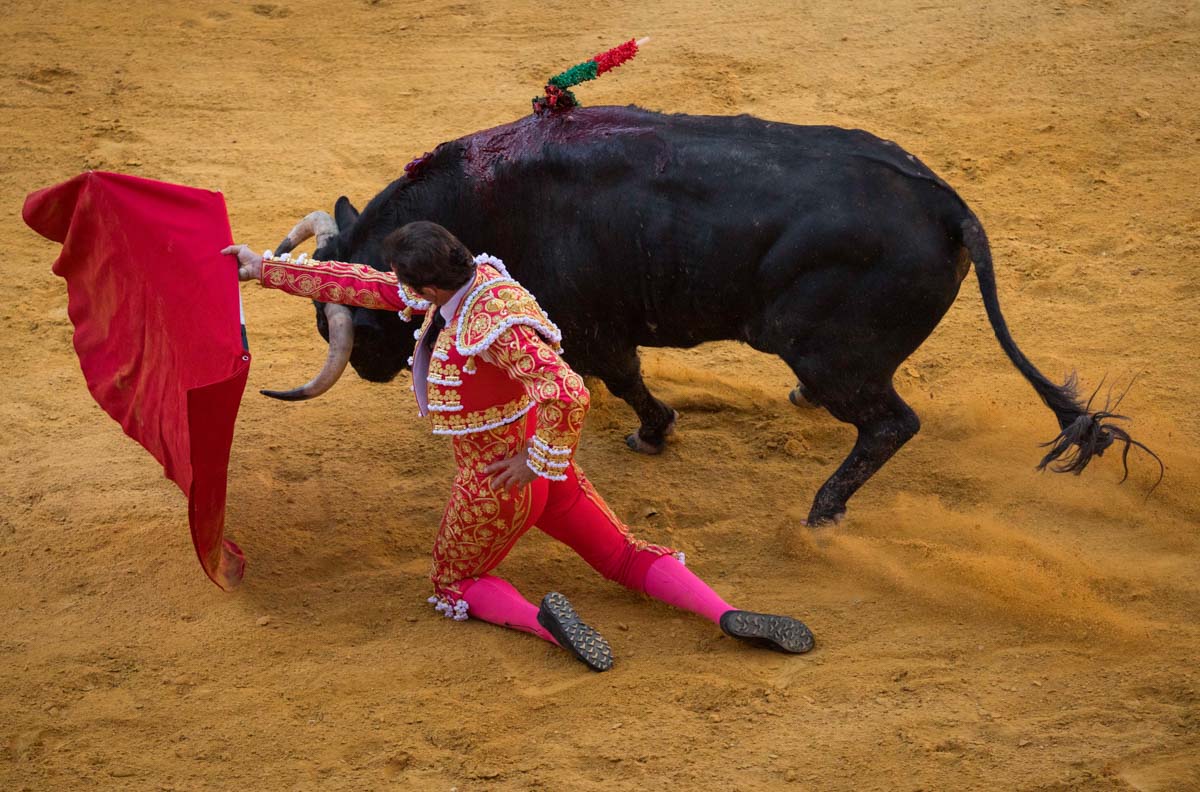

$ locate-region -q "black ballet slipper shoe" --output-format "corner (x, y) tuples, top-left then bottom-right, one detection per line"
(537, 592), (613, 672)
(719, 610), (815, 654)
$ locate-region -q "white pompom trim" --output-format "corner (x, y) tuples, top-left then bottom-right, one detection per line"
(398, 285), (432, 312)
(530, 435), (573, 457)
(452, 268), (562, 358)
(473, 252), (510, 278)
(428, 595), (470, 621)
(527, 446), (570, 469)
(525, 458), (568, 481)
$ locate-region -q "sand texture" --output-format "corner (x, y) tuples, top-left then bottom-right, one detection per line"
(2, 1), (1198, 789)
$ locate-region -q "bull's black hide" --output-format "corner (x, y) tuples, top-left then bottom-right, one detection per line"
(276, 105), (1151, 525)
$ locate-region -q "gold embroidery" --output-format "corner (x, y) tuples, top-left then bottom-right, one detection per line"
(429, 396), (534, 434)
(428, 358), (462, 383)
(427, 384), (463, 409)
(484, 325), (590, 458)
(311, 259), (398, 285)
(456, 278), (563, 354)
(431, 318), (454, 357)
(262, 260), (397, 310)
(431, 419), (535, 594)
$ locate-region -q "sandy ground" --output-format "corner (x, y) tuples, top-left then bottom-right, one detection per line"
(2, 0), (1199, 789)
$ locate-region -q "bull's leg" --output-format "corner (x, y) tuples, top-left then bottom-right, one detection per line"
(805, 386), (920, 525)
(596, 351), (677, 455)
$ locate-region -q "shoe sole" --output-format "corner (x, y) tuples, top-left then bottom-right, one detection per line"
(537, 592), (613, 672)
(720, 610), (815, 654)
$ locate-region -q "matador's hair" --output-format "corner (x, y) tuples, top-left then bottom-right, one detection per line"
(383, 221), (475, 292)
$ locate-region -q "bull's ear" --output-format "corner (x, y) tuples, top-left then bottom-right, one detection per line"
(334, 196), (360, 229)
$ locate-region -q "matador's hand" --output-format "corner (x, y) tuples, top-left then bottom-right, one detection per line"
(485, 448), (538, 492)
(220, 244), (263, 282)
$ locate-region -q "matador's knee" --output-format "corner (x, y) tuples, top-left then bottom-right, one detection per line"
(594, 545), (674, 592)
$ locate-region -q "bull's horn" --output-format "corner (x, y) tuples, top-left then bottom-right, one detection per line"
(260, 303), (354, 401)
(274, 210), (339, 256)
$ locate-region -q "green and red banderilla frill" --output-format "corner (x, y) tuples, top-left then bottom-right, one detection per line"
(533, 38), (646, 114)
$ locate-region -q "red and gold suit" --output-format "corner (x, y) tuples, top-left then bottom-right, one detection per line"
(259, 252), (674, 609)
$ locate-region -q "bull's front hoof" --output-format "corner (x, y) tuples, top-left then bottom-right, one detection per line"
(663, 410), (679, 437)
(625, 411), (679, 455)
(626, 432), (666, 455)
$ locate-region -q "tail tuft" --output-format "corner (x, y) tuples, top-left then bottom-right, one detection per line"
(1035, 375), (1164, 492)
(962, 216), (1162, 494)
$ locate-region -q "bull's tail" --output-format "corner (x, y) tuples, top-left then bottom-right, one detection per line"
(961, 215), (1162, 489)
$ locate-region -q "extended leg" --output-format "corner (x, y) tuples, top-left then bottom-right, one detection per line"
(535, 463), (677, 589)
(537, 466), (814, 653)
(596, 350), (677, 454)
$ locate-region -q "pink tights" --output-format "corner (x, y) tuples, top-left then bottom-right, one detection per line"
(458, 557), (734, 645)
(442, 437), (735, 643)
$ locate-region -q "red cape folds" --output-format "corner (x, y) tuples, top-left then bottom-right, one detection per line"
(23, 171), (250, 590)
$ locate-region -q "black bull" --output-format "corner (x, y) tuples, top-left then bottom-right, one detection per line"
(270, 105), (1155, 526)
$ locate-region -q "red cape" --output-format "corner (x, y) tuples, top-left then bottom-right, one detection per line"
(23, 171), (250, 590)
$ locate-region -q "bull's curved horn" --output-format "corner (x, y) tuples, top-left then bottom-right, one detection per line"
(260, 303), (354, 401)
(273, 210), (339, 257)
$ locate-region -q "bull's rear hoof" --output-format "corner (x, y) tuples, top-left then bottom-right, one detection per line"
(803, 510), (846, 528)
(626, 432), (665, 455)
(789, 385), (820, 409)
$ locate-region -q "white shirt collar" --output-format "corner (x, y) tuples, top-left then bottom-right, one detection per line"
(438, 269), (476, 324)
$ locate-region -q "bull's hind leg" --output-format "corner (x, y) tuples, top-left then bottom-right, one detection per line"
(803, 382), (920, 526)
(596, 349), (677, 455)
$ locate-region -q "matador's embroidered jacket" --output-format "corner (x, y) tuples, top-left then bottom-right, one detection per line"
(259, 252), (587, 480)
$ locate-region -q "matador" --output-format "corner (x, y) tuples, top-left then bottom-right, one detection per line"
(224, 221), (813, 670)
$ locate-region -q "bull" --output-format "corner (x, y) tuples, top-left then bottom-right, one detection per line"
(265, 105), (1157, 526)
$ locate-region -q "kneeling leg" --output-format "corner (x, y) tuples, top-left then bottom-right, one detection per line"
(455, 574), (557, 642)
(451, 576), (613, 672)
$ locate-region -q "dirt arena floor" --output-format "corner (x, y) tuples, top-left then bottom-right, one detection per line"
(3, 1), (1198, 789)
